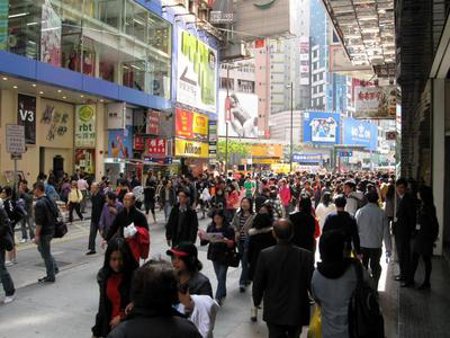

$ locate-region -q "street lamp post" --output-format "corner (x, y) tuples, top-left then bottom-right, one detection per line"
(287, 82), (294, 173)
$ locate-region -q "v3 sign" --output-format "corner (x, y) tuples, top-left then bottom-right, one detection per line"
(17, 94), (36, 144)
(342, 118), (378, 151)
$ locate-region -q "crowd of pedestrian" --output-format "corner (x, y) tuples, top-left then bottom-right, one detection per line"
(0, 167), (440, 338)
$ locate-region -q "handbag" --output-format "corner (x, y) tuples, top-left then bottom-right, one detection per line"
(307, 304), (322, 338)
(54, 221), (68, 239)
(0, 229), (14, 251)
(224, 247), (241, 268)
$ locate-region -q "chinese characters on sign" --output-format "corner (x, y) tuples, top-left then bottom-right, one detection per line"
(6, 124), (25, 154)
(134, 135), (145, 151)
(106, 102), (126, 129)
(41, 104), (69, 141)
(175, 108), (209, 142)
(354, 86), (396, 118)
(146, 138), (166, 157)
(75, 105), (96, 148)
(146, 110), (161, 135)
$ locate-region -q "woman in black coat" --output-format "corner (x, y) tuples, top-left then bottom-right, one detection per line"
(410, 185), (439, 290)
(92, 238), (138, 338)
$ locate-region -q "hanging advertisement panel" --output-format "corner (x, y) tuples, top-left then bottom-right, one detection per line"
(342, 118), (378, 151)
(354, 86), (396, 118)
(146, 110), (160, 135)
(218, 90), (260, 138)
(0, 0), (8, 50)
(175, 108), (209, 142)
(75, 105), (96, 148)
(303, 111), (340, 144)
(177, 30), (217, 113)
(41, 0), (62, 67)
(106, 102), (126, 129)
(17, 94), (36, 144)
(108, 126), (133, 160)
(174, 138), (209, 158)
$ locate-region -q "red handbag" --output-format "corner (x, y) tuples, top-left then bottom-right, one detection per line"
(126, 226), (150, 262)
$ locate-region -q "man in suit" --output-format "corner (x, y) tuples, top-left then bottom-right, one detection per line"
(394, 178), (417, 287)
(165, 189), (199, 248)
(252, 219), (314, 338)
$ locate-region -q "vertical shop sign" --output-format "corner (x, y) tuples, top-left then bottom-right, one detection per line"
(106, 102), (126, 129)
(134, 135), (145, 151)
(146, 138), (166, 156)
(0, 0), (8, 50)
(75, 105), (96, 147)
(208, 120), (217, 159)
(146, 110), (160, 135)
(41, 0), (62, 67)
(17, 94), (36, 144)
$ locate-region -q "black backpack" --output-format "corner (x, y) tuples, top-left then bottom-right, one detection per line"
(348, 262), (385, 338)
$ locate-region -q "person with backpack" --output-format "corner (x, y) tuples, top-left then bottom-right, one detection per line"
(33, 182), (59, 283)
(0, 204), (16, 303)
(343, 180), (365, 216)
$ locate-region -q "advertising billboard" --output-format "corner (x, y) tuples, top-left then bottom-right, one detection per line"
(75, 105), (96, 148)
(177, 30), (217, 113)
(354, 86), (396, 118)
(234, 0), (292, 40)
(175, 108), (209, 142)
(342, 118), (378, 151)
(303, 111), (340, 144)
(0, 0), (8, 50)
(41, 0), (62, 67)
(299, 37), (310, 85)
(174, 138), (209, 158)
(218, 90), (259, 138)
(17, 94), (36, 144)
(108, 126), (133, 160)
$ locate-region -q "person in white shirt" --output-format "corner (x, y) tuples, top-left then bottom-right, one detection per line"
(315, 192), (336, 231)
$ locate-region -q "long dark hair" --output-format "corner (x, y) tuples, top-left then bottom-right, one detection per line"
(321, 192), (332, 207)
(240, 197), (254, 214)
(418, 185), (434, 208)
(102, 238), (138, 277)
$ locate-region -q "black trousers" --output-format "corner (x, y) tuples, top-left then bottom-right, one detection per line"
(361, 247), (382, 288)
(88, 221), (99, 251)
(395, 233), (411, 280)
(68, 202), (83, 222)
(411, 251), (432, 284)
(267, 322), (301, 338)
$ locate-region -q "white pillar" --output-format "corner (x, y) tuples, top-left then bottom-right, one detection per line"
(432, 79), (445, 255)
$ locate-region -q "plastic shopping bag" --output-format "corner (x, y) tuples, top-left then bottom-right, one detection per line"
(307, 304), (322, 338)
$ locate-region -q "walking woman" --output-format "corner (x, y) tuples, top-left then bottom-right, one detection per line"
(144, 173), (157, 224)
(92, 238), (138, 338)
(315, 191), (336, 231)
(199, 210), (235, 305)
(225, 185), (240, 224)
(232, 197), (255, 292)
(409, 185), (439, 290)
(67, 180), (83, 223)
(159, 179), (177, 223)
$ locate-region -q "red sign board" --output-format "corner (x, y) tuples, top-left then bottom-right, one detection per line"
(146, 138), (166, 156)
(134, 135), (145, 151)
(146, 110), (160, 135)
(175, 108), (194, 138)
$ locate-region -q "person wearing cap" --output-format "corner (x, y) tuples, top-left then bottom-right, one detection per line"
(322, 195), (361, 258)
(165, 189), (199, 248)
(167, 242), (212, 298)
(355, 191), (392, 289)
(343, 179), (365, 216)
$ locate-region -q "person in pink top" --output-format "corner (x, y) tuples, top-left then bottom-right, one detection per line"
(279, 179), (292, 218)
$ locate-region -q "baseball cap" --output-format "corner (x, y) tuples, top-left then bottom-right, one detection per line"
(166, 242), (198, 258)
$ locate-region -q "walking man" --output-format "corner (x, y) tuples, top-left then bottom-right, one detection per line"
(252, 219), (314, 338)
(355, 191), (392, 289)
(0, 205), (15, 303)
(33, 182), (58, 283)
(86, 182), (105, 255)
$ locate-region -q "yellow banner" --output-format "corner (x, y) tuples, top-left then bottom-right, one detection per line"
(250, 144), (283, 158)
(193, 112), (209, 136)
(175, 138), (209, 158)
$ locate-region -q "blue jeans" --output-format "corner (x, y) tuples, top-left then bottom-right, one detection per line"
(37, 235), (58, 279)
(238, 240), (249, 286)
(212, 260), (228, 301)
(0, 249), (15, 296)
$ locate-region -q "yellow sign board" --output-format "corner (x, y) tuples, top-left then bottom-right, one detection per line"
(250, 144), (283, 158)
(175, 138), (209, 158)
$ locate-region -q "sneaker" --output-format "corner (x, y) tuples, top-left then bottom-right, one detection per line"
(4, 293), (15, 304)
(38, 276), (55, 283)
(250, 307), (258, 322)
(86, 250), (96, 256)
(20, 238), (28, 243)
(4, 261), (13, 267)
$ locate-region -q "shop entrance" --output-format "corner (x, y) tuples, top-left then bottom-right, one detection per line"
(53, 155), (64, 181)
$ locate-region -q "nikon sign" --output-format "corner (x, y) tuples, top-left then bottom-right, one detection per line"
(175, 138), (209, 158)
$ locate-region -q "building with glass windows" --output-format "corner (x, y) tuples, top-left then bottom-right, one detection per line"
(0, 0), (220, 183)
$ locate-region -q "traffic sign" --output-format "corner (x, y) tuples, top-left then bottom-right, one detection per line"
(6, 124), (25, 154)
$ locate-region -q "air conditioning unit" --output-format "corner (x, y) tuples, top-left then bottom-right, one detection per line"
(221, 41), (251, 61)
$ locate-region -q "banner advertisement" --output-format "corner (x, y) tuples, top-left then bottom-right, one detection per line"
(303, 111), (340, 144)
(299, 37), (310, 85)
(75, 149), (95, 174)
(0, 0), (8, 50)
(17, 94), (36, 144)
(75, 105), (96, 148)
(175, 138), (209, 158)
(218, 90), (260, 138)
(342, 118), (378, 151)
(175, 108), (209, 142)
(354, 86), (396, 118)
(133, 135), (145, 151)
(41, 0), (62, 67)
(108, 126), (133, 159)
(177, 30), (217, 113)
(106, 103), (126, 129)
(146, 138), (166, 157)
(146, 110), (160, 135)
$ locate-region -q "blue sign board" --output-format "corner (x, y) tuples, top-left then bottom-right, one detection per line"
(342, 118), (378, 151)
(292, 153), (324, 164)
(303, 111), (340, 144)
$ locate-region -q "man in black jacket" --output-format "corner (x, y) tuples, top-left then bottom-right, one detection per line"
(105, 193), (149, 242)
(165, 190), (198, 248)
(86, 182), (105, 255)
(289, 195), (316, 253)
(0, 205), (16, 303)
(252, 219), (314, 338)
(394, 178), (417, 287)
(33, 182), (58, 283)
(322, 195), (361, 258)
